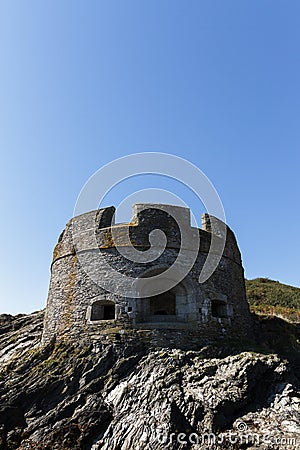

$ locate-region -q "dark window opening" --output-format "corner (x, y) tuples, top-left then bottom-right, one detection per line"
(211, 300), (227, 318)
(90, 301), (115, 321)
(103, 304), (115, 319)
(127, 306), (132, 312)
(150, 291), (176, 316)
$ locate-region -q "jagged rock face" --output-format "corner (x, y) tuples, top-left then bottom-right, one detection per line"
(0, 312), (300, 450)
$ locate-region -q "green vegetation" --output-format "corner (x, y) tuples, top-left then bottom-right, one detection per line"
(246, 278), (300, 322)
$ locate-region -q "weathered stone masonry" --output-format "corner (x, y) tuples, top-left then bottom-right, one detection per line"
(42, 204), (252, 348)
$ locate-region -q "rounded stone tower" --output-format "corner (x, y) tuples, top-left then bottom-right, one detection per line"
(42, 204), (251, 348)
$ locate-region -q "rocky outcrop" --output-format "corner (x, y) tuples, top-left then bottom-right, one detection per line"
(0, 311), (299, 449)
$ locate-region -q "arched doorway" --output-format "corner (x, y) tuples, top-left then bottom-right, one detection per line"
(143, 283), (186, 322)
(150, 291), (176, 316)
(132, 267), (192, 323)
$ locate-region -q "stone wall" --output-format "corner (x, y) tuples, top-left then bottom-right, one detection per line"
(42, 204), (252, 346)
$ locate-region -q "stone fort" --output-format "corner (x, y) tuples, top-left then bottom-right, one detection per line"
(42, 204), (251, 348)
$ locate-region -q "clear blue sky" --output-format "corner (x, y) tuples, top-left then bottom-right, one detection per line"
(0, 1), (299, 314)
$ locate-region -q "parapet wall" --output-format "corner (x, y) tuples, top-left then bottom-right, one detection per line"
(52, 204), (242, 265)
(42, 204), (251, 346)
